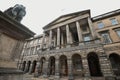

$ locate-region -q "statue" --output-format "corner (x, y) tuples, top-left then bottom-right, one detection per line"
(4, 4), (26, 22)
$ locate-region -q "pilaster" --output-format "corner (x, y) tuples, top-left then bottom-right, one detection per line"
(67, 57), (74, 80)
(55, 57), (60, 80)
(82, 56), (91, 80)
(43, 59), (49, 78)
(24, 62), (29, 73)
(34, 61), (41, 77)
(29, 63), (33, 74)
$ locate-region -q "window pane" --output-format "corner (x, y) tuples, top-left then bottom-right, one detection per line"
(83, 34), (91, 41)
(101, 32), (112, 44)
(97, 22), (104, 29)
(116, 30), (120, 38)
(110, 18), (118, 25)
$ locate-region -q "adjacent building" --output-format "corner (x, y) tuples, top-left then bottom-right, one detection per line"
(19, 9), (120, 80)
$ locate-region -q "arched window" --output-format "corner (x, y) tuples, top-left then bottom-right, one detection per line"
(49, 56), (55, 75)
(59, 55), (68, 77)
(109, 53), (120, 76)
(72, 54), (83, 77)
(87, 52), (102, 76)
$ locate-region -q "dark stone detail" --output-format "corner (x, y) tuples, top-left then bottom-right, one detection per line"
(4, 4), (26, 22)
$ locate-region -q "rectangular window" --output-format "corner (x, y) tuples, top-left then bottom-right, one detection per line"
(110, 18), (118, 25)
(97, 22), (104, 29)
(101, 32), (112, 44)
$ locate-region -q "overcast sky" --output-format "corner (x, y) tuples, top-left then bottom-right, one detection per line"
(0, 0), (120, 35)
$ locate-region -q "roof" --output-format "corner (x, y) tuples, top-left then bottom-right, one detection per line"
(92, 9), (120, 21)
(0, 11), (35, 39)
(43, 9), (90, 29)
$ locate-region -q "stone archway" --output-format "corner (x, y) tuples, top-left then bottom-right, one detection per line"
(49, 56), (55, 76)
(26, 61), (31, 73)
(22, 61), (26, 71)
(31, 60), (37, 73)
(87, 52), (102, 77)
(109, 53), (120, 76)
(40, 57), (45, 75)
(72, 54), (83, 77)
(59, 55), (68, 77)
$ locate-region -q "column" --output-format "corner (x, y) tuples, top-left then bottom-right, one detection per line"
(98, 52), (115, 80)
(56, 27), (60, 49)
(49, 30), (52, 49)
(67, 57), (74, 80)
(55, 57), (60, 79)
(43, 59), (49, 77)
(34, 61), (41, 77)
(41, 33), (45, 49)
(61, 32), (64, 48)
(87, 17), (95, 39)
(76, 21), (83, 45)
(82, 55), (91, 80)
(66, 25), (71, 47)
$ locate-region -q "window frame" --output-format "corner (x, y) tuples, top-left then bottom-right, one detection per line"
(110, 18), (118, 25)
(114, 28), (120, 38)
(97, 21), (104, 29)
(100, 31), (112, 44)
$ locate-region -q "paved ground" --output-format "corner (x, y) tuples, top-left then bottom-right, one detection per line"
(23, 74), (105, 80)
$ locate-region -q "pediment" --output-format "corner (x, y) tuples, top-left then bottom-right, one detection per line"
(43, 10), (90, 30)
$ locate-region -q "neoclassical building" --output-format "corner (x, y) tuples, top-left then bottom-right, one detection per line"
(19, 9), (120, 80)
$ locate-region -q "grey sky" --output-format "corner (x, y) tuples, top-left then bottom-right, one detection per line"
(0, 0), (120, 35)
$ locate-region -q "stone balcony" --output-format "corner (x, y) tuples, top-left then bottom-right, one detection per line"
(38, 39), (103, 55)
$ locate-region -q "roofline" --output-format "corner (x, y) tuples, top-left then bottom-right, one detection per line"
(0, 11), (35, 37)
(26, 34), (43, 41)
(92, 9), (120, 21)
(43, 9), (90, 29)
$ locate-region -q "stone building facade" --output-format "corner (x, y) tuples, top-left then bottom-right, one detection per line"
(19, 9), (120, 80)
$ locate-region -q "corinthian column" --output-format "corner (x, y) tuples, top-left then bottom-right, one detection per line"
(49, 30), (52, 49)
(76, 21), (83, 45)
(66, 24), (71, 47)
(56, 27), (60, 49)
